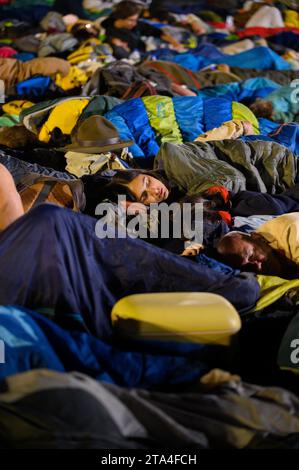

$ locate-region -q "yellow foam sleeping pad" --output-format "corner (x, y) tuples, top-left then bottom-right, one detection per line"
(111, 292), (241, 345)
(2, 100), (34, 116)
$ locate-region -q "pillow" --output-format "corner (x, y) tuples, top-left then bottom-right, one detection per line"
(111, 292), (241, 345)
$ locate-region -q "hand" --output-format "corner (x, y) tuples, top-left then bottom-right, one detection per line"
(161, 33), (186, 53)
(110, 37), (130, 52)
(126, 202), (148, 216)
(0, 164), (24, 231)
(174, 44), (186, 53)
(216, 64), (230, 73)
(192, 25), (205, 35)
(171, 83), (197, 96)
(181, 243), (203, 257)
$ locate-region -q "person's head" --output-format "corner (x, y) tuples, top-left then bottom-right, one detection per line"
(216, 64), (230, 73)
(249, 99), (273, 120)
(113, 1), (143, 30)
(70, 21), (99, 40)
(217, 232), (264, 272)
(108, 169), (171, 205)
(148, 7), (173, 23)
(216, 231), (299, 278)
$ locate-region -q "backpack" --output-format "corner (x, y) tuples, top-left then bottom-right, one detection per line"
(17, 173), (85, 213)
(83, 60), (172, 98)
(139, 61), (203, 91)
(99, 63), (144, 97)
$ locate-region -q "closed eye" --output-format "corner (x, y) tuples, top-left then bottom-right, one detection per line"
(140, 191), (148, 203)
(247, 248), (255, 260)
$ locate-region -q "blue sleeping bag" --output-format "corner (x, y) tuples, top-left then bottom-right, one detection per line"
(151, 44), (292, 71)
(105, 96), (240, 158)
(0, 305), (209, 389)
(16, 76), (52, 99)
(105, 96), (299, 157)
(197, 78), (281, 103)
(243, 119), (299, 155)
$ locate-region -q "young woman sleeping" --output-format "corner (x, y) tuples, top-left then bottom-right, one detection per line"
(82, 168), (232, 257)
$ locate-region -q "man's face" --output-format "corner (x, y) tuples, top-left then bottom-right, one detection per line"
(218, 234), (284, 276)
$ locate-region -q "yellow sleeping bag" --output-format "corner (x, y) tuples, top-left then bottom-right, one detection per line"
(255, 275), (299, 311)
(2, 100), (34, 116)
(38, 98), (89, 143)
(55, 66), (88, 91)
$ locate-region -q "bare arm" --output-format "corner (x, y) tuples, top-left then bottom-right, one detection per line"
(0, 164), (24, 231)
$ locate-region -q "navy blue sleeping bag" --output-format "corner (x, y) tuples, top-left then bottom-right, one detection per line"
(0, 205), (260, 341)
(231, 186), (299, 217)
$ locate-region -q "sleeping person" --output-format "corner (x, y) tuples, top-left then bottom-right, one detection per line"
(216, 213), (299, 280)
(83, 168), (230, 257)
(84, 169), (299, 268)
(84, 169), (299, 220)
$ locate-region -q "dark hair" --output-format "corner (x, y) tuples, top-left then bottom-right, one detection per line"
(180, 193), (228, 211)
(249, 99), (273, 119)
(113, 1), (143, 20)
(216, 231), (250, 267)
(82, 168), (171, 216)
(148, 7), (173, 23)
(70, 21), (99, 40)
